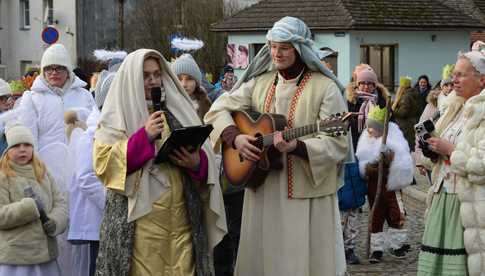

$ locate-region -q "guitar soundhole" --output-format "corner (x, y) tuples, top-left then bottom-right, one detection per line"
(252, 132), (264, 150)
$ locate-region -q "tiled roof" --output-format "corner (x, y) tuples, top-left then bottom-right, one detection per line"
(212, 0), (485, 32)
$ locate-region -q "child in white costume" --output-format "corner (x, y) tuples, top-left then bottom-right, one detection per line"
(356, 105), (414, 263)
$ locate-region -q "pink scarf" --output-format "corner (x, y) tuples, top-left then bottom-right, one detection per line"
(357, 91), (378, 132)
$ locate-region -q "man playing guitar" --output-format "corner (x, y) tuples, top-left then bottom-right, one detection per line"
(205, 16), (349, 276)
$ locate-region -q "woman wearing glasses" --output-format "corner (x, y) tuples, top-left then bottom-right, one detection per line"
(17, 43), (95, 276)
(417, 44), (485, 275)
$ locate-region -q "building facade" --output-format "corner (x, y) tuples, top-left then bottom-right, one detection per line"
(0, 0), (77, 80)
(213, 0), (485, 91)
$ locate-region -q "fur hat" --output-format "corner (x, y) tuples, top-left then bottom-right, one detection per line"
(0, 78), (12, 97)
(171, 54), (202, 85)
(40, 43), (73, 73)
(366, 105), (387, 133)
(5, 123), (35, 152)
(356, 68), (378, 84)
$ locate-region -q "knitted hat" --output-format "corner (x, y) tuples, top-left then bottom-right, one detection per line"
(171, 54), (202, 85)
(0, 78), (12, 97)
(399, 76), (412, 88)
(366, 105), (387, 133)
(40, 43), (73, 73)
(356, 68), (378, 84)
(5, 123), (35, 152)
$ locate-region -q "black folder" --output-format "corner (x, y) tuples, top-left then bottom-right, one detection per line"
(154, 124), (213, 164)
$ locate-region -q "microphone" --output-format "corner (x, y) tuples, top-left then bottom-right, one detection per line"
(150, 87), (164, 140)
(151, 87), (163, 112)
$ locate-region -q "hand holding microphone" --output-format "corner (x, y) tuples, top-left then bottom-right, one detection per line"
(145, 87), (165, 141)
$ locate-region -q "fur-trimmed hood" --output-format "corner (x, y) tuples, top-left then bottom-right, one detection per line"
(356, 122), (414, 191)
(346, 82), (390, 104)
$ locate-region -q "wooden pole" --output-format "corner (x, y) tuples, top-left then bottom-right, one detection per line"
(366, 95), (392, 258)
(118, 0), (124, 48)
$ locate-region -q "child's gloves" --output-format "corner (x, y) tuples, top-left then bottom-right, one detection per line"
(23, 186), (49, 224)
(42, 220), (56, 236)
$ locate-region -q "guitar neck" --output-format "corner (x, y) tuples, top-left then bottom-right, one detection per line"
(263, 123), (319, 146)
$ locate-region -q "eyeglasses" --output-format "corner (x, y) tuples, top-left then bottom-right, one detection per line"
(358, 81), (375, 87)
(44, 66), (68, 74)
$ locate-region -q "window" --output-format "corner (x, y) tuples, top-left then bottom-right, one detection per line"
(44, 0), (54, 25)
(249, 43), (265, 61)
(19, 0), (30, 29)
(360, 44), (396, 92)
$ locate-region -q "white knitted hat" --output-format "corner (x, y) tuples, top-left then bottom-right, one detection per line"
(171, 54), (202, 85)
(0, 78), (12, 97)
(5, 123), (35, 152)
(41, 43), (73, 73)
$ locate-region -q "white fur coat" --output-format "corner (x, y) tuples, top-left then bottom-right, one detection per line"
(356, 122), (414, 191)
(450, 89), (485, 276)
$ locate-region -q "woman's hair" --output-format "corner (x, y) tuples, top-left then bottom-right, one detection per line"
(0, 152), (46, 183)
(392, 85), (411, 110)
(426, 89), (439, 107)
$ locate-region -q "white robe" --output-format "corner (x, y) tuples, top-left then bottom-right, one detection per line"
(206, 72), (347, 276)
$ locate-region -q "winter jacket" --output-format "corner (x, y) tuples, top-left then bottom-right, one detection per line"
(393, 87), (425, 150)
(347, 82), (389, 151)
(450, 89), (485, 276)
(0, 170), (68, 265)
(18, 76), (95, 151)
(68, 108), (106, 241)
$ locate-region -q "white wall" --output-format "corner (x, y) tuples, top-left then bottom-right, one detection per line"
(54, 0), (77, 64)
(0, 0), (77, 80)
(314, 32), (351, 85)
(349, 30), (470, 88)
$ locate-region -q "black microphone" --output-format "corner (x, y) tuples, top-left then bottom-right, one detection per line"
(151, 87), (163, 112)
(150, 87), (164, 140)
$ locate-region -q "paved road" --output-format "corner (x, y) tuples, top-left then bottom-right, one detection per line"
(347, 187), (426, 276)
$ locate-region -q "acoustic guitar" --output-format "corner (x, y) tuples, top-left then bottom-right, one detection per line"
(222, 110), (353, 188)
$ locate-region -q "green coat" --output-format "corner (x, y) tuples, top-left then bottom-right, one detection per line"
(393, 87), (425, 150)
(0, 168), (67, 265)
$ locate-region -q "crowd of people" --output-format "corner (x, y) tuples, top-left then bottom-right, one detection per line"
(0, 15), (484, 276)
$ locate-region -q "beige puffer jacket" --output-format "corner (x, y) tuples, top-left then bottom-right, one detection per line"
(450, 89), (485, 276)
(0, 169), (67, 265)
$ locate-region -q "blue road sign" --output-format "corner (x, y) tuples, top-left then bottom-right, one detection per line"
(41, 26), (59, 44)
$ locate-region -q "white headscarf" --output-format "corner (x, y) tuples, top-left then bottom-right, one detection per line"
(231, 16), (345, 92)
(94, 49), (227, 248)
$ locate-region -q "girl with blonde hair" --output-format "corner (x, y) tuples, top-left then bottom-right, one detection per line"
(0, 124), (67, 276)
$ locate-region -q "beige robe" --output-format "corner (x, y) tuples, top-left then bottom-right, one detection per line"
(204, 71), (348, 276)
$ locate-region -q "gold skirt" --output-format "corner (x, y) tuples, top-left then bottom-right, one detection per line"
(130, 165), (195, 276)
